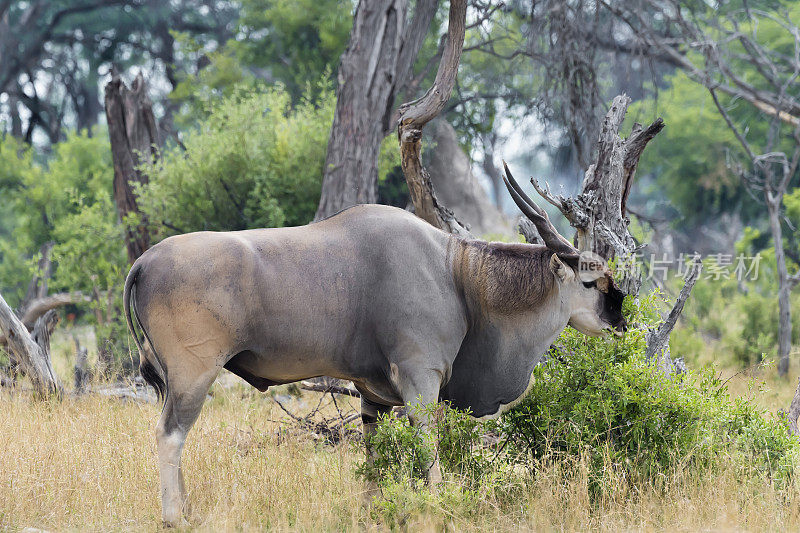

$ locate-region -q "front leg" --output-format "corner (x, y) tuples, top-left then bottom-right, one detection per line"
(396, 368), (444, 486)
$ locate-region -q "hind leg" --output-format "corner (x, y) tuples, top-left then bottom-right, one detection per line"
(360, 397), (392, 499)
(156, 367), (219, 526)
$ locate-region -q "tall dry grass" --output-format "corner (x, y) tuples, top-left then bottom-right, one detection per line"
(1, 382), (799, 532)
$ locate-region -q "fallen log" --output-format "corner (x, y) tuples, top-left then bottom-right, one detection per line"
(0, 292), (61, 398)
(0, 292), (88, 347)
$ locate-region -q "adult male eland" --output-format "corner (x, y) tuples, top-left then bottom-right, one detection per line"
(124, 163), (626, 525)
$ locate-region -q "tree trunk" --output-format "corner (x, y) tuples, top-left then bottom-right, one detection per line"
(397, 0), (470, 236)
(19, 241), (53, 317)
(8, 93), (22, 139)
(768, 196), (794, 376)
(0, 291), (60, 398)
(426, 119), (513, 237)
(530, 94), (664, 295)
(315, 0), (438, 221)
(73, 335), (89, 393)
(104, 71), (159, 264)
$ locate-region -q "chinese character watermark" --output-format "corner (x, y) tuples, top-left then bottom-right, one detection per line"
(614, 252), (761, 281)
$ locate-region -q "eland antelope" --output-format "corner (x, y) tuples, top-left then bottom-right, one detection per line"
(124, 163), (626, 525)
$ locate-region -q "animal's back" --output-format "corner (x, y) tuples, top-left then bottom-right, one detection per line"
(131, 204), (460, 384)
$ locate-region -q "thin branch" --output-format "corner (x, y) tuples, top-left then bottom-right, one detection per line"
(645, 257), (703, 361)
(299, 380), (361, 398)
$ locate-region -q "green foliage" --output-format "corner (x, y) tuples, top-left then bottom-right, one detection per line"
(359, 292), (798, 501)
(502, 293), (797, 493)
(0, 129), (129, 361)
(672, 223), (800, 367)
(0, 130), (126, 307)
(628, 74), (750, 224)
(357, 402), (498, 488)
(233, 0), (352, 99)
(139, 83), (334, 237)
(357, 412), (436, 484)
(446, 7), (536, 153)
(170, 0), (351, 124)
(629, 3), (800, 225)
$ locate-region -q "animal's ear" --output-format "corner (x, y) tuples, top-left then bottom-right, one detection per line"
(550, 253), (575, 282)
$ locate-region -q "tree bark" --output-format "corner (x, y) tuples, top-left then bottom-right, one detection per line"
(786, 377), (800, 437)
(768, 197), (794, 377)
(426, 119), (513, 237)
(315, 0), (438, 221)
(19, 241), (53, 317)
(104, 71), (158, 264)
(0, 291), (60, 398)
(73, 335), (89, 393)
(530, 94), (664, 294)
(397, 0), (470, 236)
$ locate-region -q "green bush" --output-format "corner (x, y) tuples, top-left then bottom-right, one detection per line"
(502, 292), (797, 493)
(138, 83), (335, 237)
(357, 411), (435, 485)
(359, 290), (798, 500)
(357, 403), (492, 487)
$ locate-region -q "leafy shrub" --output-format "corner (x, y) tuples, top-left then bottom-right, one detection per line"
(138, 83), (334, 237)
(357, 403), (493, 487)
(500, 292), (797, 493)
(357, 411), (435, 484)
(359, 290), (798, 501)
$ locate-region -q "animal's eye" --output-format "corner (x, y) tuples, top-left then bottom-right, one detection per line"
(582, 281), (596, 289)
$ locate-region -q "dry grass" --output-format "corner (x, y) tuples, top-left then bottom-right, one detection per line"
(0, 383), (799, 532)
(2, 332), (800, 531)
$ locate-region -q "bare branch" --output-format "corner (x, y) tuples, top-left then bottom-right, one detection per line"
(20, 292), (89, 330)
(645, 256), (702, 363)
(397, 0), (471, 237)
(529, 178), (565, 211)
(299, 380), (361, 398)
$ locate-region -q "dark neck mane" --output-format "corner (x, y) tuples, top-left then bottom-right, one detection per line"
(452, 239), (557, 316)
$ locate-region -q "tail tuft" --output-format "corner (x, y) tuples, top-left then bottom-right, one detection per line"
(140, 357), (166, 401)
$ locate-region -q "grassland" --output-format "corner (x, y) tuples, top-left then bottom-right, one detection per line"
(1, 330), (800, 531)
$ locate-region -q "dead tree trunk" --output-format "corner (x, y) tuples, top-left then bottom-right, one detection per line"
(0, 291), (60, 398)
(530, 94), (664, 295)
(19, 241), (53, 317)
(768, 195), (798, 377)
(104, 71), (159, 264)
(315, 0), (438, 221)
(526, 95), (699, 373)
(73, 335), (89, 393)
(397, 0), (470, 236)
(645, 256), (702, 374)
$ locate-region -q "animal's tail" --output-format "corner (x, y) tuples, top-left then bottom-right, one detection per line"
(124, 260), (167, 402)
